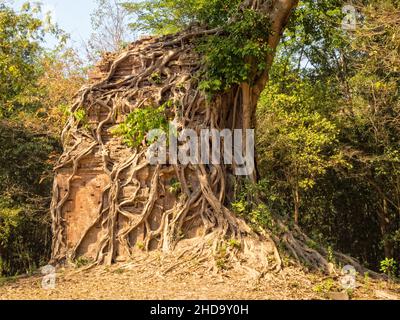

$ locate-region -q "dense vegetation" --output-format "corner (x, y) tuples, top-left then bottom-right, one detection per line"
(0, 0), (399, 276)
(256, 0), (400, 271)
(0, 2), (84, 276)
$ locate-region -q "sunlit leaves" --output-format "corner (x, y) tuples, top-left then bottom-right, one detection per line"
(197, 9), (271, 95)
(122, 0), (241, 35)
(112, 103), (170, 148)
(257, 74), (342, 193)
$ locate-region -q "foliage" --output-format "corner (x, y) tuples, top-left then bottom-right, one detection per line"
(227, 239), (241, 250)
(123, 0), (242, 35)
(0, 3), (81, 276)
(74, 256), (93, 268)
(339, 0), (400, 265)
(282, 0), (350, 78)
(136, 241), (145, 251)
(111, 102), (170, 148)
(35, 48), (86, 134)
(313, 278), (335, 294)
(168, 178), (182, 195)
(215, 242), (229, 270)
(257, 65), (344, 223)
(380, 258), (398, 279)
(0, 2), (68, 118)
(254, 0), (400, 270)
(72, 108), (89, 128)
(150, 72), (162, 84)
(232, 179), (275, 231)
(124, 1), (271, 95)
(0, 3), (44, 117)
(197, 9), (271, 95)
(0, 122), (58, 276)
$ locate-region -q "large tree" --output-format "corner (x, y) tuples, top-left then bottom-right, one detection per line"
(51, 0), (368, 274)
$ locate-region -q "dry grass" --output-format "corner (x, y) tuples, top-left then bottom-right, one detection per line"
(1, 258), (399, 300)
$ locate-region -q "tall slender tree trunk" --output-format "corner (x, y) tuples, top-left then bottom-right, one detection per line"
(379, 198), (393, 259)
(294, 185), (300, 225)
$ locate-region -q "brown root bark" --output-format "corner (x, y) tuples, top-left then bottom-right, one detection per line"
(50, 26), (279, 273)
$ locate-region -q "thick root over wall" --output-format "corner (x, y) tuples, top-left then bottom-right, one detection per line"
(50, 11), (373, 277)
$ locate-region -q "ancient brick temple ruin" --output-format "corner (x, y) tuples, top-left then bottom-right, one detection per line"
(51, 34), (212, 264)
(50, 1), (337, 275)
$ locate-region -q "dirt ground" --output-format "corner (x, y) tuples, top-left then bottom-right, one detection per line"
(1, 258), (399, 300)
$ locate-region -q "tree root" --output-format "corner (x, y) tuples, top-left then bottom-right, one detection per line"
(50, 19), (374, 278)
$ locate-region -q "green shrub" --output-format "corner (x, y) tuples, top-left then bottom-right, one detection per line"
(231, 180), (275, 231)
(380, 258), (398, 279)
(0, 199), (51, 276)
(111, 102), (170, 148)
(168, 178), (182, 195)
(74, 256), (93, 268)
(72, 108), (88, 128)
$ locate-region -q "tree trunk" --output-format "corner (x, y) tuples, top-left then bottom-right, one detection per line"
(294, 185), (300, 225)
(49, 0), (354, 274)
(378, 198), (393, 259)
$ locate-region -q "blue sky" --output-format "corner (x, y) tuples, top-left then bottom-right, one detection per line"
(12, 0), (99, 47)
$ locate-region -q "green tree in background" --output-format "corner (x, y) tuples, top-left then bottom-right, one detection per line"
(122, 0), (242, 35)
(257, 69), (344, 225)
(0, 2), (45, 118)
(255, 0), (400, 270)
(341, 0), (400, 261)
(0, 2), (83, 276)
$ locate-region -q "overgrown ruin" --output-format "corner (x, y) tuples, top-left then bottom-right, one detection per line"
(50, 0), (372, 276)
